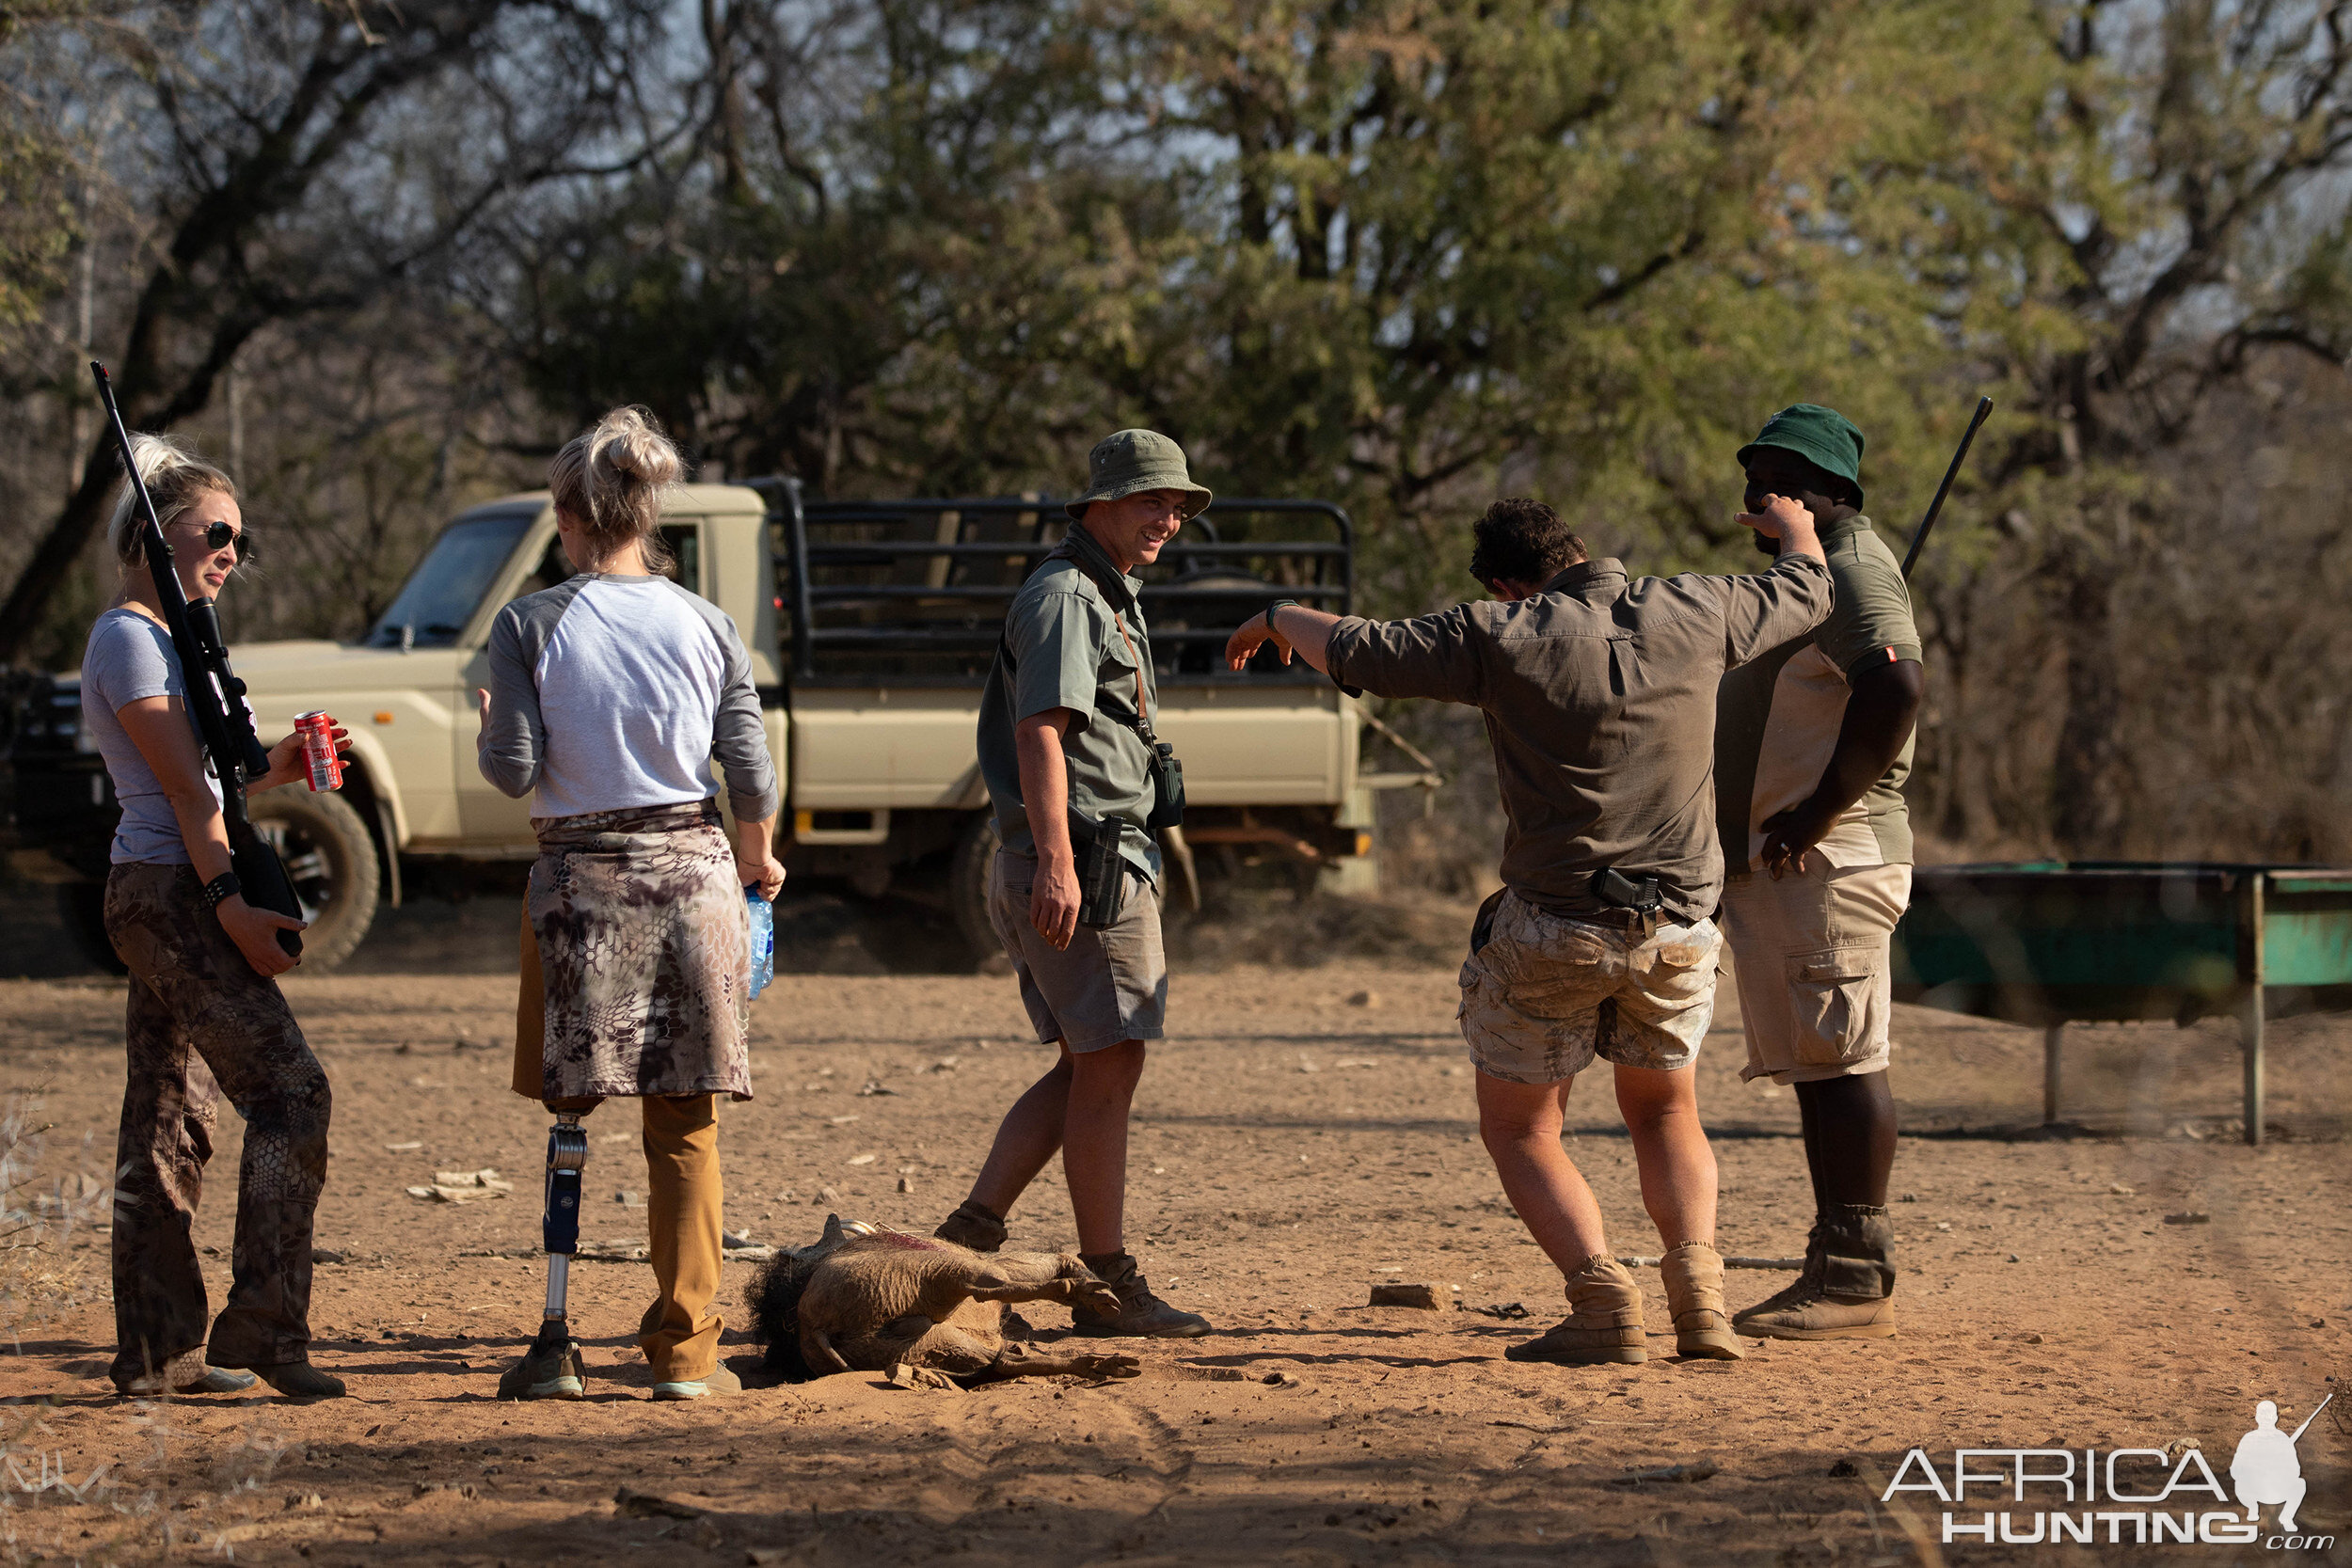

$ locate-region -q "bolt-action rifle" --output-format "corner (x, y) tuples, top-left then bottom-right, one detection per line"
(91, 361), (304, 957)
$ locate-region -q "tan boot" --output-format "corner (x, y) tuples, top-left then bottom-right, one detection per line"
(1733, 1206), (1898, 1340)
(1071, 1251), (1211, 1338)
(1658, 1243), (1743, 1360)
(1505, 1255), (1646, 1366)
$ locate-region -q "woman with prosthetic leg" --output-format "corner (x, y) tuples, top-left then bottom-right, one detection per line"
(480, 407), (785, 1402)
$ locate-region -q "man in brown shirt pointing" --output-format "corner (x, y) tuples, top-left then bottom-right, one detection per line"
(1224, 496), (1831, 1366)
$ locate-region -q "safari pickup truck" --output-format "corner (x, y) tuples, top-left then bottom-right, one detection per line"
(9, 483), (1431, 970)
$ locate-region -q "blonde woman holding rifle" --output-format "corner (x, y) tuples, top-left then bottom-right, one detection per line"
(82, 435), (347, 1400)
(479, 406), (784, 1402)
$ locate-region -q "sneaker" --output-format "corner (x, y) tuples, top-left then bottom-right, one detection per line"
(115, 1350), (260, 1398)
(1504, 1254), (1646, 1366)
(933, 1200), (1008, 1254)
(257, 1362), (347, 1400)
(1071, 1251), (1211, 1338)
(653, 1365), (742, 1401)
(497, 1332), (586, 1401)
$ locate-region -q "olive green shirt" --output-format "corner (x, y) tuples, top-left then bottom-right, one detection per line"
(1323, 555), (1833, 923)
(1713, 515), (1921, 874)
(977, 524), (1161, 883)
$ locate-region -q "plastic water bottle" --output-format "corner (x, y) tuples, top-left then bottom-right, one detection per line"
(745, 889), (773, 999)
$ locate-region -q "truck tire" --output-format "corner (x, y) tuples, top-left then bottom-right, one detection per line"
(56, 881), (127, 975)
(248, 788), (380, 973)
(947, 812), (1001, 963)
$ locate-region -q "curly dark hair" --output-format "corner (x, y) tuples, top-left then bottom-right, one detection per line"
(1470, 498), (1587, 589)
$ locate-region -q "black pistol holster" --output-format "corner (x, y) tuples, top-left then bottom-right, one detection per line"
(1589, 867), (1667, 939)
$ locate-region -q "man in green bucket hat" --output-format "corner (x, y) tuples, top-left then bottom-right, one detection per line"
(1712, 403), (1927, 1342)
(934, 428), (1212, 1338)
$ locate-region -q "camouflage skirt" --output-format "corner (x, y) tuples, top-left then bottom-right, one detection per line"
(527, 800), (753, 1101)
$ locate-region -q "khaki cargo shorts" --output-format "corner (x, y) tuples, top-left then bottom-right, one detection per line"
(1721, 860), (1912, 1085)
(1457, 888), (1722, 1085)
(988, 849), (1168, 1053)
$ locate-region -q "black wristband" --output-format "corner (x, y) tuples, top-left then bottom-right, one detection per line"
(1263, 598), (1300, 631)
(200, 872), (242, 912)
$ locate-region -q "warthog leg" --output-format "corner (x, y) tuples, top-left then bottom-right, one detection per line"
(967, 1277), (1122, 1317)
(961, 1343), (1143, 1386)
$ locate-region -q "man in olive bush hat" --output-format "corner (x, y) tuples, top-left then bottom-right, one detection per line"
(1711, 403), (1927, 1341)
(933, 429), (1212, 1338)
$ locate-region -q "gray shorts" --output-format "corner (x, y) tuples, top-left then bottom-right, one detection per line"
(987, 850), (1168, 1053)
(1457, 888), (1721, 1084)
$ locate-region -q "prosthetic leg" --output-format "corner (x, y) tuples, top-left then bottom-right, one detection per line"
(497, 1113), (589, 1400)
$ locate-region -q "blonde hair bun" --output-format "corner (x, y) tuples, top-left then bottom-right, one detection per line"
(548, 405), (685, 572)
(106, 432), (239, 568)
(593, 407), (683, 486)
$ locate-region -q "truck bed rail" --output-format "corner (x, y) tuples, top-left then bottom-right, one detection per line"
(753, 485), (1353, 685)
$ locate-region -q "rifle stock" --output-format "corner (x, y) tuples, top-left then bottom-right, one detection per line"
(90, 362), (303, 957)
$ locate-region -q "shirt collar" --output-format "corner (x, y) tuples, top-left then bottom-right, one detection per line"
(1819, 512), (1874, 546)
(1540, 558), (1628, 595)
(1056, 522), (1143, 610)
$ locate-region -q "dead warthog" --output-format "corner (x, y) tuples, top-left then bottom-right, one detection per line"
(746, 1216), (1142, 1386)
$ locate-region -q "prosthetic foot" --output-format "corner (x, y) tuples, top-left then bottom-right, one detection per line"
(499, 1114), (590, 1401)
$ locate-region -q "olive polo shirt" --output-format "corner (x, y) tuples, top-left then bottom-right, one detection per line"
(1323, 554), (1833, 923)
(977, 523), (1162, 883)
(1712, 515), (1921, 874)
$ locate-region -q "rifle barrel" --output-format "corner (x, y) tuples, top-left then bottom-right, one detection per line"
(1900, 396), (1995, 577)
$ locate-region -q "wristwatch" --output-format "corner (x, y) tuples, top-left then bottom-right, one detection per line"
(200, 872), (243, 912)
(1263, 598), (1300, 631)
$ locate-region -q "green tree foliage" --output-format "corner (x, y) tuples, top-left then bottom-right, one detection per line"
(9, 1), (2352, 860)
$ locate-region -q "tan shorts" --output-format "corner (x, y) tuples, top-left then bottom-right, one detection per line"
(1721, 860), (1913, 1085)
(1456, 888), (1722, 1085)
(988, 850), (1168, 1053)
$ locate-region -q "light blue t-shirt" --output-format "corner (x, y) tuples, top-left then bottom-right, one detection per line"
(80, 608), (219, 865)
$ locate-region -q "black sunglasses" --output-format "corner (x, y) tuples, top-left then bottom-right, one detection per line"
(177, 518), (253, 562)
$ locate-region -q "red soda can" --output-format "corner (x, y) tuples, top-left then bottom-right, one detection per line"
(295, 710), (342, 792)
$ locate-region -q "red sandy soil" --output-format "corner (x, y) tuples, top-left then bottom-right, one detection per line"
(1, 957), (2346, 1566)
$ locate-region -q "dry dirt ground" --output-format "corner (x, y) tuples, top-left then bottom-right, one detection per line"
(2, 936), (2348, 1566)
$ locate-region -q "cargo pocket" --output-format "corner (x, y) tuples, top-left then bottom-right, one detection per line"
(1785, 945), (1884, 1066)
(1638, 920), (1720, 1003)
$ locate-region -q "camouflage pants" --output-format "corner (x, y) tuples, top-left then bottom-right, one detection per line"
(103, 862), (332, 1384)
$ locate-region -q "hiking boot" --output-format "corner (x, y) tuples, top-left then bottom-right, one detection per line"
(1071, 1251), (1211, 1338)
(498, 1325), (587, 1401)
(934, 1199), (1008, 1254)
(1733, 1205), (1897, 1340)
(257, 1361), (347, 1401)
(1658, 1242), (1743, 1360)
(653, 1364), (742, 1401)
(1505, 1254), (1647, 1366)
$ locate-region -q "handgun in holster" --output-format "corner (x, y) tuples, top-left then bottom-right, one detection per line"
(1589, 867), (1666, 938)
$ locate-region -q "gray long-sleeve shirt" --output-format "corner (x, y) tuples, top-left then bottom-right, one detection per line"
(1324, 554), (1832, 922)
(476, 573), (779, 824)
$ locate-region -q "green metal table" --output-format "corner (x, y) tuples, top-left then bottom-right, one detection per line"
(1889, 863), (2352, 1145)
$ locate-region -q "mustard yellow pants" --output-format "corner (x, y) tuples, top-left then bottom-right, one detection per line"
(514, 909), (724, 1381)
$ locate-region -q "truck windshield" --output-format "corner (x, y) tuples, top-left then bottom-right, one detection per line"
(365, 509), (536, 648)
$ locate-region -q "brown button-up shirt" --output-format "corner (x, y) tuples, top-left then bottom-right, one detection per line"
(1325, 555), (1832, 922)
